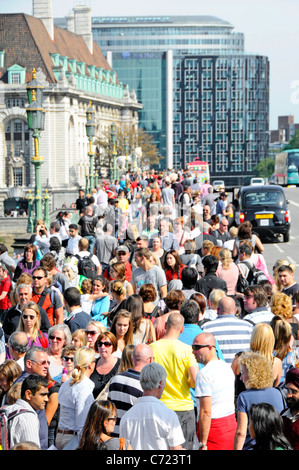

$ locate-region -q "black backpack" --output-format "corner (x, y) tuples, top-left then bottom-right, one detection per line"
(76, 254), (96, 280)
(237, 261), (268, 293)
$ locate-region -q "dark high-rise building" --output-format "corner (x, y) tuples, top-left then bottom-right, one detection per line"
(56, 14), (270, 181)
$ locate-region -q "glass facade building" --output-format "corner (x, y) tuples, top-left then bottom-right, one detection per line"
(87, 15), (268, 180)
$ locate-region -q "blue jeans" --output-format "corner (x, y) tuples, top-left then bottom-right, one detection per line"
(84, 235), (95, 254)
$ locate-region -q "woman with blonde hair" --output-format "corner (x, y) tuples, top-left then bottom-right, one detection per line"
(232, 323), (282, 390)
(201, 239), (214, 258)
(234, 352), (285, 450)
(270, 291), (299, 340)
(71, 329), (88, 348)
(17, 301), (48, 349)
(270, 315), (296, 385)
(216, 248), (239, 296)
(85, 320), (107, 350)
(55, 347), (96, 450)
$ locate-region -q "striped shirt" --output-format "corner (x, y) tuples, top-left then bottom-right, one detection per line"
(5, 399), (40, 448)
(243, 307), (274, 325)
(202, 314), (253, 364)
(108, 369), (143, 437)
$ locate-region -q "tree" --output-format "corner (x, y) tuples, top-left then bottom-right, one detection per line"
(253, 157), (275, 179)
(94, 124), (163, 174)
(283, 130), (299, 150)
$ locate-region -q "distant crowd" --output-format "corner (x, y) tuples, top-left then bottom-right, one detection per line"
(0, 168), (298, 451)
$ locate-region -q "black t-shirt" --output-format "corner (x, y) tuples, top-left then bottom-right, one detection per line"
(282, 283), (299, 307)
(76, 197), (89, 212)
(90, 358), (121, 398)
(78, 215), (98, 237)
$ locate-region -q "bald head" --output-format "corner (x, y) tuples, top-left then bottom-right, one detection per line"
(194, 332), (216, 347)
(217, 296), (236, 316)
(133, 344), (154, 371)
(166, 312), (184, 331)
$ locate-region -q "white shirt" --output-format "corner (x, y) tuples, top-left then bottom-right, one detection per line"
(57, 376), (95, 439)
(7, 398), (40, 448)
(195, 359), (235, 420)
(119, 396), (185, 450)
(67, 235), (82, 255)
(77, 250), (100, 267)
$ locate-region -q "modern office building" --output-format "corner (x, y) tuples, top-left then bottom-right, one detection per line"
(55, 14), (269, 182)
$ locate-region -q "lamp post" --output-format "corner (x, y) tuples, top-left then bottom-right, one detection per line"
(85, 101), (96, 192)
(124, 136), (129, 172)
(26, 68), (46, 231)
(110, 123), (117, 181)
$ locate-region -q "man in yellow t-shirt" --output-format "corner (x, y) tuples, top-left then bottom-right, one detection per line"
(150, 312), (199, 450)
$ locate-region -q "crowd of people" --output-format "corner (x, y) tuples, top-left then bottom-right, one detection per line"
(0, 168), (299, 451)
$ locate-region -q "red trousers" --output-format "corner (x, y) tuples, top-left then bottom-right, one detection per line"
(197, 413), (237, 450)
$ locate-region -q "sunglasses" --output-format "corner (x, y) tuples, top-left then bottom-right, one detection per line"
(32, 276), (45, 280)
(22, 314), (36, 320)
(85, 330), (98, 336)
(97, 341), (112, 348)
(192, 344), (216, 351)
(63, 356), (74, 362)
(31, 360), (50, 366)
(49, 335), (63, 342)
(107, 416), (117, 421)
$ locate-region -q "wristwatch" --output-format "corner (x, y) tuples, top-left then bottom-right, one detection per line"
(198, 442), (207, 449)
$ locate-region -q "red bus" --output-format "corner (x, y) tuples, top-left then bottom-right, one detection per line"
(185, 159), (210, 184)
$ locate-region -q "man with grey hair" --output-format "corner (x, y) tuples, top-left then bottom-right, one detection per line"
(12, 346), (50, 450)
(119, 362), (185, 450)
(2, 283), (51, 339)
(7, 331), (28, 370)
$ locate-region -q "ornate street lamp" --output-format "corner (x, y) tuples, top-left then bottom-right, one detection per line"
(26, 69), (46, 231)
(124, 135), (129, 172)
(85, 101), (96, 192)
(110, 123), (117, 181)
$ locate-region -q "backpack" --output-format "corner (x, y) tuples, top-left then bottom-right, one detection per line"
(237, 261), (268, 293)
(0, 405), (33, 450)
(76, 254), (96, 280)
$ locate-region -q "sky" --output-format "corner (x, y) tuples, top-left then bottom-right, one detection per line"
(2, 0), (299, 129)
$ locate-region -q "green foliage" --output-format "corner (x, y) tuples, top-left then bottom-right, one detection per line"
(283, 130), (299, 150)
(253, 158), (275, 178)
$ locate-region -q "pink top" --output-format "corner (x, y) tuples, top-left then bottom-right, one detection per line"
(216, 262), (239, 295)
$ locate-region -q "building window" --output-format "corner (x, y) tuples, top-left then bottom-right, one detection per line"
(13, 167), (23, 186)
(10, 73), (21, 84)
(5, 118), (30, 187)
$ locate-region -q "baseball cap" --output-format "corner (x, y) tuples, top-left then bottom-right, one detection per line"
(220, 191), (228, 197)
(116, 245), (129, 254)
